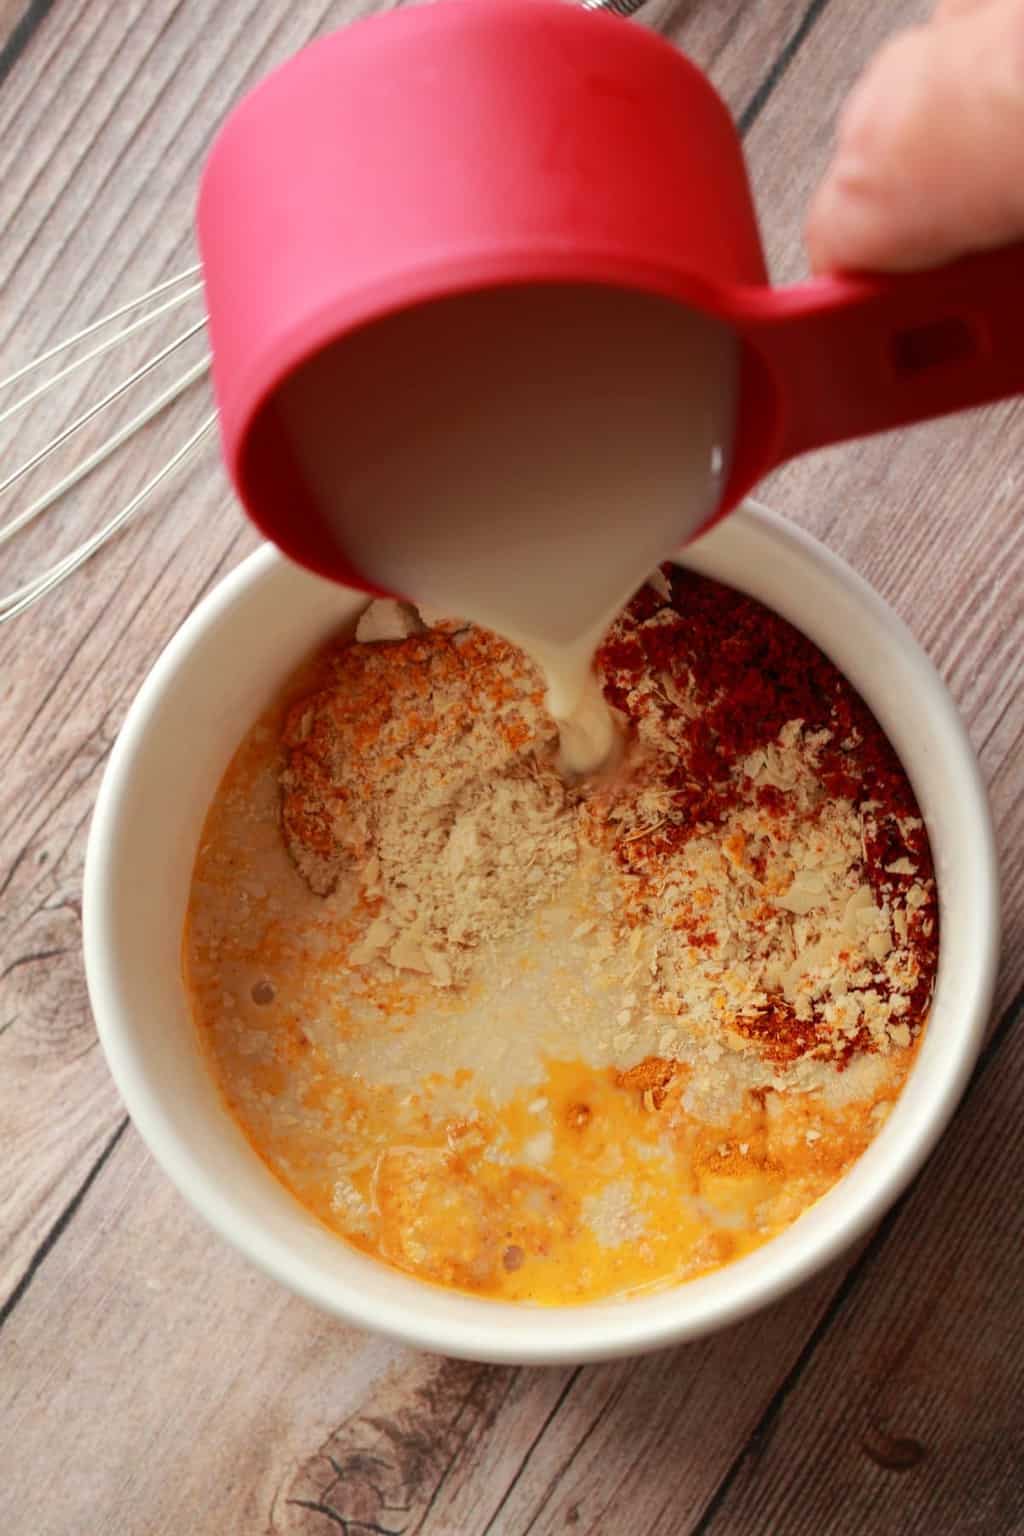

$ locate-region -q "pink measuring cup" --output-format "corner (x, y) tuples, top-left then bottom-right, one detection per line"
(197, 0), (1024, 589)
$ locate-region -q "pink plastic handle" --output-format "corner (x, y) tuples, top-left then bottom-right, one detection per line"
(737, 241), (1024, 472)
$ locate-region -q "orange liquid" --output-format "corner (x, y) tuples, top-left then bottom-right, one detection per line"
(184, 630), (920, 1306)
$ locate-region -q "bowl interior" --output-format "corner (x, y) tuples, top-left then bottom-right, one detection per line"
(83, 503), (998, 1363)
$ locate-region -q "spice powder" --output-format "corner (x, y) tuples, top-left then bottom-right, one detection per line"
(184, 568), (938, 1305)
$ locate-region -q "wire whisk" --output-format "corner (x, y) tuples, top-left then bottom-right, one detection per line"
(0, 266), (215, 624)
(0, 0), (648, 626)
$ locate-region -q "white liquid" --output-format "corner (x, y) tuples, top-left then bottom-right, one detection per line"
(278, 286), (737, 772)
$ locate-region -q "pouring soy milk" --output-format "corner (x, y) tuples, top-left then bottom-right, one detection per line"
(200, 0), (1024, 678)
(279, 284), (737, 773)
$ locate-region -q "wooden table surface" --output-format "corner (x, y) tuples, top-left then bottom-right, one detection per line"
(2, 1), (1022, 1532)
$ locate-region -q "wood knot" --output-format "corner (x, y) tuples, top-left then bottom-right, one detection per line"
(860, 1424), (927, 1471)
(271, 1354), (514, 1532)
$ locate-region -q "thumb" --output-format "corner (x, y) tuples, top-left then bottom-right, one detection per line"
(806, 3), (1024, 273)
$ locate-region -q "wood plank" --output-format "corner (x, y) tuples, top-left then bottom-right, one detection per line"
(2, 13), (868, 1536)
(743, 0), (1024, 1013)
(0, 0), (810, 1319)
(2, 0), (1021, 1532)
(700, 999), (1024, 1536)
(0, 0), (357, 1309)
(0, 1122), (858, 1536)
(692, 7), (1024, 1528)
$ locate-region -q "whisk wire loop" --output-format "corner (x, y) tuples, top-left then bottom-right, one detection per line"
(0, 264), (202, 395)
(0, 271), (211, 624)
(0, 412), (217, 623)
(0, 280), (204, 431)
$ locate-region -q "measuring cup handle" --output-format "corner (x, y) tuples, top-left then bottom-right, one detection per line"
(738, 242), (1024, 469)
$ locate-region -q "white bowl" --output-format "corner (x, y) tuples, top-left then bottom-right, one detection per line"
(83, 503), (999, 1364)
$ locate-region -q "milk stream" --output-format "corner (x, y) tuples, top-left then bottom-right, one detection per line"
(279, 285), (737, 773)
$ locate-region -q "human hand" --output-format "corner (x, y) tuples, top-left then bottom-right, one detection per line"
(806, 0), (1024, 272)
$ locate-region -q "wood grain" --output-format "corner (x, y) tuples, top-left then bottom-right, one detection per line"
(0, 0), (811, 1323)
(701, 1003), (1024, 1536)
(0, 1124), (860, 1536)
(1, 0), (1021, 1532)
(746, 0), (1024, 1012)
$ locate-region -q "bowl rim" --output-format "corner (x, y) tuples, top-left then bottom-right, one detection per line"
(83, 500), (1000, 1362)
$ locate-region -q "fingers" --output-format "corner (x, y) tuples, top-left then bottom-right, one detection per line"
(806, 0), (1024, 272)
(934, 0), (999, 19)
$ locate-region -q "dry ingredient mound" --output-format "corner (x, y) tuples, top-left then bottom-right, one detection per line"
(186, 570), (941, 1306)
(280, 573), (937, 1079)
(585, 566), (937, 1081)
(281, 602), (579, 989)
